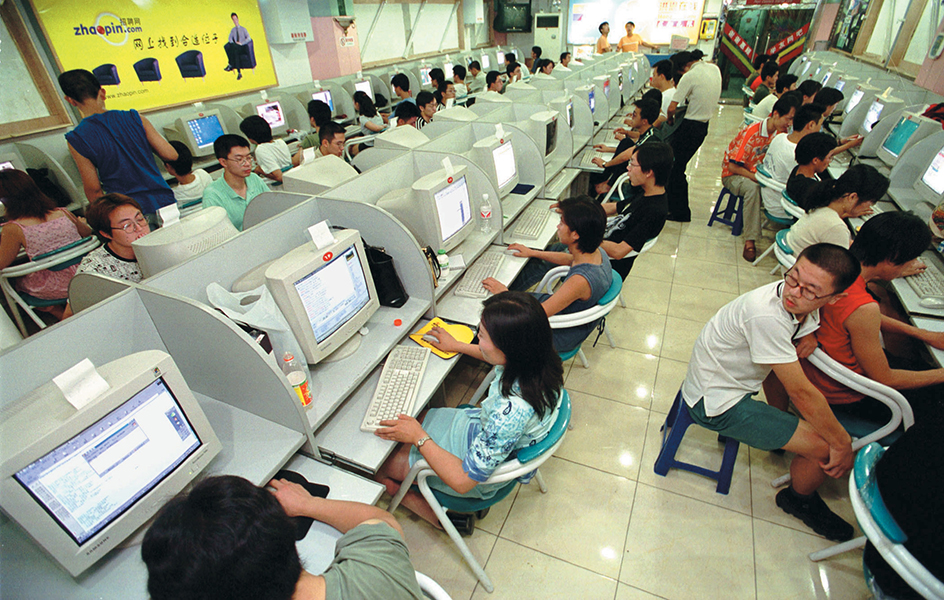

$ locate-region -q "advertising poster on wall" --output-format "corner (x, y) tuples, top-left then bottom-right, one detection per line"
(29, 0), (278, 112)
(568, 0), (705, 46)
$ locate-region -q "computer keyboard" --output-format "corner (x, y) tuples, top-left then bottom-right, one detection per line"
(359, 345), (431, 432)
(454, 251), (505, 298)
(512, 205), (552, 239)
(860, 205), (882, 222)
(580, 150), (612, 167)
(906, 267), (944, 299)
(344, 124), (361, 137)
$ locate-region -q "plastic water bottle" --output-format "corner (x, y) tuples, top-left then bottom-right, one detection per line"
(480, 193), (493, 234)
(282, 352), (312, 408)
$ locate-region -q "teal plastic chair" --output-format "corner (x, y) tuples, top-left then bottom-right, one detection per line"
(780, 189), (806, 220)
(536, 267), (623, 369)
(388, 387), (572, 593)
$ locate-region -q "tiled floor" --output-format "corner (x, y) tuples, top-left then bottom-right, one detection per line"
(394, 105), (869, 599)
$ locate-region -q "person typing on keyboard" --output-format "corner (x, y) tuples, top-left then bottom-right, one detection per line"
(484, 196), (612, 354)
(766, 212), (944, 426)
(373, 292), (563, 526)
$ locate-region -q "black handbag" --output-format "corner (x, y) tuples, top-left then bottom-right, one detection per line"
(364, 241), (409, 308)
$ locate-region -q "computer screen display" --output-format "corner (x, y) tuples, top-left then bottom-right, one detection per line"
(863, 100), (883, 132)
(497, 51), (505, 64)
(812, 66), (822, 79)
(845, 89), (865, 114)
(295, 244), (371, 344)
(0, 161), (14, 171)
(493, 141), (517, 189)
(444, 62), (454, 79)
(618, 70), (623, 92)
(256, 101), (286, 129)
(922, 147), (944, 196)
(14, 377), (201, 546)
(604, 79), (610, 98)
(589, 89), (596, 114)
(545, 119), (558, 156)
(835, 79), (846, 92)
(312, 90), (335, 113)
(420, 67), (432, 86)
(186, 115), (225, 149)
(434, 175), (472, 243)
(882, 117), (920, 158)
(354, 80), (373, 101)
(821, 71), (831, 85)
(800, 62), (812, 76)
(566, 100), (574, 128)
(481, 54), (490, 69)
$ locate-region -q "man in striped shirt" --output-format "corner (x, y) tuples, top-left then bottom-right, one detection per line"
(722, 94), (800, 262)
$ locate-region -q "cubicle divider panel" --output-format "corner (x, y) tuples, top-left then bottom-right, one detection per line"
(68, 272), (135, 314)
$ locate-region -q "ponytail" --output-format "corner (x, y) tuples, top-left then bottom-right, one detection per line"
(804, 164), (889, 213)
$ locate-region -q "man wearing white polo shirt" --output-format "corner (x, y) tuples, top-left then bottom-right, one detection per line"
(665, 51), (721, 222)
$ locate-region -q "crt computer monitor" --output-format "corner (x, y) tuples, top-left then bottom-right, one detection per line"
(132, 206), (239, 277)
(520, 111), (558, 164)
(374, 125), (429, 149)
(835, 78), (847, 92)
(311, 90), (335, 114)
(0, 152), (26, 172)
(419, 66), (433, 87)
(265, 228), (380, 366)
(481, 54), (491, 69)
(844, 87), (866, 115)
(354, 79), (373, 102)
(0, 350), (221, 577)
(918, 145), (944, 204)
(878, 114), (921, 166)
(497, 51), (505, 64)
(377, 164), (475, 254)
(254, 100), (288, 137)
(589, 88), (596, 114)
(861, 99), (886, 135)
(172, 111), (227, 158)
(471, 134), (519, 199)
(282, 154), (359, 196)
(444, 62), (454, 79)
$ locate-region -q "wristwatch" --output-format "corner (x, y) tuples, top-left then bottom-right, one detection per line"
(415, 436), (432, 448)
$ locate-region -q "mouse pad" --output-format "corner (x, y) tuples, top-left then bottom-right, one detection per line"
(510, 183), (535, 195)
(409, 318), (475, 359)
(273, 470), (330, 541)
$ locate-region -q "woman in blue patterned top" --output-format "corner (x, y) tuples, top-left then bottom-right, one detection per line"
(374, 292), (563, 525)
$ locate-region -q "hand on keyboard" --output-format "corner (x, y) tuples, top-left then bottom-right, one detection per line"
(373, 413), (426, 444)
(902, 259), (927, 278)
(481, 277), (508, 294)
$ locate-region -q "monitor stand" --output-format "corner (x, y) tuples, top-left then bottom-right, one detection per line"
(322, 333), (363, 363)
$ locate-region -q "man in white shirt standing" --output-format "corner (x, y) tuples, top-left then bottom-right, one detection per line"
(650, 60), (676, 128)
(681, 243), (860, 541)
(759, 102), (823, 218)
(665, 51), (721, 222)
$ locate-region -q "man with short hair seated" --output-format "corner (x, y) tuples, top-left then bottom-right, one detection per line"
(766, 212), (944, 424)
(467, 61), (485, 93)
(722, 94), (800, 262)
(164, 141), (212, 204)
(202, 134), (268, 231)
(299, 100), (333, 150)
(311, 121), (346, 158)
(759, 102), (824, 219)
(482, 71), (505, 99)
(751, 60), (780, 105)
(752, 74), (799, 120)
(414, 91), (436, 130)
(142, 475), (424, 600)
(785, 132), (837, 209)
(682, 243), (861, 541)
(391, 73), (415, 105)
(394, 101), (421, 128)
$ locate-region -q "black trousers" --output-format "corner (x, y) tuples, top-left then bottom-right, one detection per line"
(667, 119), (709, 219)
(224, 43), (242, 71)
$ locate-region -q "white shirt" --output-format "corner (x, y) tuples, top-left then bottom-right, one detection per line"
(673, 61), (722, 122)
(173, 168), (212, 203)
(760, 133), (797, 217)
(467, 72), (486, 93)
(753, 93), (778, 120)
(785, 207), (851, 255)
(254, 139), (292, 175)
(682, 281), (820, 416)
(454, 83), (468, 97)
(555, 64), (572, 72)
(660, 87), (676, 117)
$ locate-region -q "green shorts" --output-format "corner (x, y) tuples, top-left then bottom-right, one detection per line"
(686, 394), (799, 451)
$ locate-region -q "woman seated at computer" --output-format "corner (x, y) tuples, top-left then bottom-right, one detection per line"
(351, 91), (387, 157)
(0, 169), (93, 321)
(374, 292), (563, 526)
(485, 196), (612, 354)
(786, 164), (889, 255)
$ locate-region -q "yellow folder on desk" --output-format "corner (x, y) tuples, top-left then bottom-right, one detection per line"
(409, 318), (475, 359)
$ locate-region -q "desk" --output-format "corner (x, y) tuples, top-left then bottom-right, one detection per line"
(888, 250), (944, 319)
(434, 247), (529, 326)
(910, 316), (944, 367)
(504, 199), (561, 249)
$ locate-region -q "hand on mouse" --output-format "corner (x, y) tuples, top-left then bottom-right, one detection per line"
(427, 326), (460, 352)
(374, 414), (426, 445)
(269, 478), (315, 517)
(506, 243), (532, 258)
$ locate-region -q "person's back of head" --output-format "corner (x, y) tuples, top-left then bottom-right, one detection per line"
(776, 74), (798, 95)
(653, 60), (674, 84)
(797, 79), (823, 101)
(165, 141), (194, 176)
(480, 291), (563, 419)
(239, 115), (273, 144)
(486, 70), (501, 88)
(760, 60), (779, 82)
(795, 132), (837, 168)
(469, 60), (481, 73)
(772, 93), (801, 118)
(806, 163), (889, 211)
(850, 211), (931, 267)
(391, 73), (410, 93)
(559, 195), (606, 253)
(640, 89), (662, 108)
(635, 98), (660, 126)
(690, 49), (705, 61)
(214, 134), (251, 161)
(636, 141), (674, 186)
(429, 67), (445, 89)
(752, 53), (773, 72)
(394, 100), (421, 125)
(58, 69), (101, 103)
(142, 475), (301, 600)
(86, 193), (143, 240)
(353, 91), (377, 117)
(532, 46), (542, 58)
(453, 64), (467, 81)
(798, 243), (861, 293)
(533, 59), (547, 72)
(793, 104), (824, 133)
(506, 53), (517, 64)
(307, 99), (332, 128)
(813, 87), (843, 109)
(0, 169), (56, 220)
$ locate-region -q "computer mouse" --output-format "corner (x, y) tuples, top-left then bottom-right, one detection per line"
(919, 296), (944, 310)
(422, 333), (440, 344)
(272, 470), (330, 540)
(503, 248), (519, 255)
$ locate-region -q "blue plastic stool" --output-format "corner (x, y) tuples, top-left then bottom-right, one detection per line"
(653, 391), (740, 495)
(707, 187), (744, 237)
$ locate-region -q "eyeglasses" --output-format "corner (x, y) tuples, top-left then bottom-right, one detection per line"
(783, 270), (833, 301)
(112, 213), (147, 234)
(226, 155), (253, 166)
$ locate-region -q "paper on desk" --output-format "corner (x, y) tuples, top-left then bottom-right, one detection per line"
(308, 221), (337, 249)
(448, 255), (466, 270)
(53, 358), (110, 410)
(410, 318), (475, 359)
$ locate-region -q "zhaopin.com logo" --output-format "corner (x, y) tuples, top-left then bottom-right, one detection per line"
(74, 13), (141, 46)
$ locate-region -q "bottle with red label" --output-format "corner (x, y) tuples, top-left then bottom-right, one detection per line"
(480, 193), (492, 234)
(282, 352), (313, 408)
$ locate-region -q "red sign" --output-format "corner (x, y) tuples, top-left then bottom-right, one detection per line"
(767, 24), (810, 58)
(745, 0), (803, 4)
